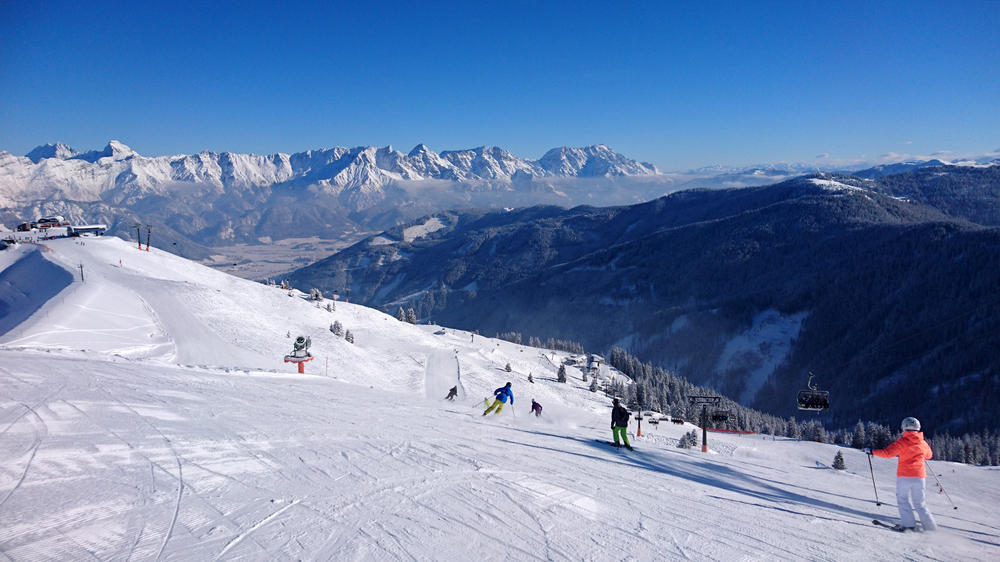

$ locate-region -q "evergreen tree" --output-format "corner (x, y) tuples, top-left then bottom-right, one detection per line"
(867, 422), (894, 449)
(589, 379), (598, 392)
(678, 429), (699, 449)
(557, 364), (567, 383)
(626, 383), (639, 409)
(833, 451), (846, 470)
(505, 363), (512, 373)
(582, 370), (588, 382)
(396, 307), (407, 322)
(499, 331), (523, 344)
(851, 420), (867, 449)
(788, 417), (802, 440)
(326, 302), (335, 312)
(332, 320), (343, 337)
(345, 330), (354, 344)
(309, 288), (323, 301)
(406, 308), (417, 324)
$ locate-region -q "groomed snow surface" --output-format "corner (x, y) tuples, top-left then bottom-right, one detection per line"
(1, 237), (998, 561)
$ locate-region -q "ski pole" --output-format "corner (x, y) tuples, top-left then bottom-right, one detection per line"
(867, 453), (882, 506)
(926, 462), (958, 510)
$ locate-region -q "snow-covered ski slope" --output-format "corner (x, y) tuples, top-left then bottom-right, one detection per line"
(0, 237), (997, 561)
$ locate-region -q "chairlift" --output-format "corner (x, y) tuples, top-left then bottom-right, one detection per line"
(796, 372), (830, 411)
(710, 409), (731, 423)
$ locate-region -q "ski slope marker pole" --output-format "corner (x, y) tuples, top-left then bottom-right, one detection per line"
(926, 462), (958, 510)
(867, 453), (881, 506)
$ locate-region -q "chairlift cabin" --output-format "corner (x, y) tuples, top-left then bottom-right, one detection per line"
(710, 409), (730, 424)
(796, 372), (830, 411)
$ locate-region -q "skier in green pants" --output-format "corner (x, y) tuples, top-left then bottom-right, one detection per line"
(611, 397), (632, 450)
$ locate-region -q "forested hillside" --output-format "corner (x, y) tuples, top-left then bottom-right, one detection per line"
(289, 172), (1000, 435)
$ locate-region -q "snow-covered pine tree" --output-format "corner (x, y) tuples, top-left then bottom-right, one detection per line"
(788, 417), (802, 440)
(626, 383), (639, 409)
(332, 320), (343, 337)
(557, 364), (567, 383)
(833, 451), (846, 470)
(345, 330), (354, 344)
(867, 422), (894, 449)
(505, 363), (512, 372)
(326, 302), (335, 312)
(499, 331), (522, 344)
(678, 429), (699, 449)
(396, 307), (406, 322)
(309, 288), (323, 301)
(406, 308), (417, 324)
(589, 379), (598, 392)
(582, 370), (588, 382)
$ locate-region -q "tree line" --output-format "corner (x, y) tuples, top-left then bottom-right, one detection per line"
(606, 346), (1000, 466)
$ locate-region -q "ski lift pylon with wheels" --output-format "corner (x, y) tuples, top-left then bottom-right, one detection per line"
(796, 372), (830, 411)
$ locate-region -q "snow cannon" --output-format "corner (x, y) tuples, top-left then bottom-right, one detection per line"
(284, 336), (314, 373)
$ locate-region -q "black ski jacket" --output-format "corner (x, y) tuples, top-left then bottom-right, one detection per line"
(612, 404), (630, 428)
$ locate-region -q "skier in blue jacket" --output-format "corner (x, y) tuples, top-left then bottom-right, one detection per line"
(483, 382), (514, 415)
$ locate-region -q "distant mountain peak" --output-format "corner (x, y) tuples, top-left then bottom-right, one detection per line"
(408, 143), (432, 156)
(538, 145), (659, 177)
(106, 139), (134, 156)
(70, 140), (137, 163)
(25, 142), (79, 163)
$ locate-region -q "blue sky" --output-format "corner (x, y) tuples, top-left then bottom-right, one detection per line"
(1, 1), (997, 170)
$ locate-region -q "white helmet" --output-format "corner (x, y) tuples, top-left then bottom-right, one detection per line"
(901, 417), (921, 431)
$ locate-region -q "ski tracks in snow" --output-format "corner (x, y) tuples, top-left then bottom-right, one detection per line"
(95, 388), (184, 562)
(0, 401), (47, 510)
(0, 371), (62, 514)
(214, 499), (301, 560)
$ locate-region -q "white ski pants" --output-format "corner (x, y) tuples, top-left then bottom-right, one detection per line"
(896, 476), (937, 530)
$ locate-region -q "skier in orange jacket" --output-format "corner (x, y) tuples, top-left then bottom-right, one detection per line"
(867, 417), (937, 531)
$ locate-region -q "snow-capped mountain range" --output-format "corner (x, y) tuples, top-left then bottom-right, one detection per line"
(0, 140), (659, 209)
(4, 139), (996, 275)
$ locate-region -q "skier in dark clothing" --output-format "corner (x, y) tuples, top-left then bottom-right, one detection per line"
(611, 397), (632, 449)
(445, 386), (458, 401)
(530, 399), (542, 417)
